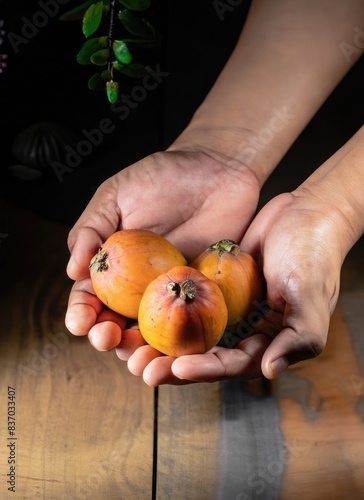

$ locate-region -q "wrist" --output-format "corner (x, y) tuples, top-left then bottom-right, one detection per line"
(167, 118), (287, 189)
(293, 128), (364, 257)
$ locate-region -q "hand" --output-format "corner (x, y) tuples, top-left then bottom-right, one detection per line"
(65, 141), (261, 352)
(122, 188), (346, 386)
(241, 190), (344, 379)
(240, 130), (363, 381)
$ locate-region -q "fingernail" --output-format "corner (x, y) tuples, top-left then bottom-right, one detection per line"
(269, 357), (289, 378)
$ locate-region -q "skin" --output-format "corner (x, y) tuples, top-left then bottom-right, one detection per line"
(66, 0), (364, 385)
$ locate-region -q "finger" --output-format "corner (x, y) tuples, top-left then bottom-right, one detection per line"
(67, 182), (121, 280)
(65, 278), (103, 336)
(261, 324), (328, 379)
(115, 327), (148, 361)
(261, 287), (330, 379)
(127, 345), (162, 377)
(88, 310), (127, 351)
(88, 321), (123, 352)
(143, 356), (191, 387)
(67, 227), (105, 281)
(171, 334), (271, 382)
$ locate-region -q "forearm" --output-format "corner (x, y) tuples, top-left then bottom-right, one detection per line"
(294, 125), (364, 257)
(171, 0), (364, 186)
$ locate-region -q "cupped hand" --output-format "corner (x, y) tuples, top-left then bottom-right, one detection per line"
(240, 190), (344, 379)
(120, 189), (345, 386)
(65, 145), (260, 353)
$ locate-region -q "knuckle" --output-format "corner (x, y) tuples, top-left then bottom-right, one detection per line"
(306, 332), (326, 358)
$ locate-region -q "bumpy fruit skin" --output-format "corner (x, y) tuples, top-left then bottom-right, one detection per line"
(89, 229), (187, 319)
(190, 240), (264, 327)
(138, 266), (228, 357)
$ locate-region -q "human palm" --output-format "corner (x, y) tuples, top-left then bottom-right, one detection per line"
(65, 148), (261, 361)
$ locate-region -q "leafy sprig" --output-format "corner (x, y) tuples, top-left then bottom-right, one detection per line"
(60, 0), (160, 103)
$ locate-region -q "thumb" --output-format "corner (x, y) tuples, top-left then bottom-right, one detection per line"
(261, 325), (327, 379)
(66, 182), (121, 281)
(66, 226), (105, 281)
(261, 287), (330, 379)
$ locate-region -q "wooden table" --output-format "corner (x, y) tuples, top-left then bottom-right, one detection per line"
(1, 200), (364, 500)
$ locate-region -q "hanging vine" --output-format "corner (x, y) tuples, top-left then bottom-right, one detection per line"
(60, 0), (161, 104)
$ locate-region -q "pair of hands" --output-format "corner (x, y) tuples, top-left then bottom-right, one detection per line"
(65, 146), (340, 386)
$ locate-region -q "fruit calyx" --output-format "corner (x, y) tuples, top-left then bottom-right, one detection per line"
(210, 239), (240, 256)
(167, 279), (196, 301)
(89, 247), (109, 273)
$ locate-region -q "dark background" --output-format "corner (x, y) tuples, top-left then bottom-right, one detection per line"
(0, 0), (363, 227)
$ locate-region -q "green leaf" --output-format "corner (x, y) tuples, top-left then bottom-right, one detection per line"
(117, 0), (151, 11)
(106, 81), (119, 104)
(118, 9), (155, 38)
(88, 72), (107, 91)
(113, 61), (147, 78)
(77, 36), (108, 64)
(101, 69), (112, 79)
(113, 40), (133, 64)
(59, 0), (96, 21)
(83, 1), (104, 38)
(90, 48), (110, 66)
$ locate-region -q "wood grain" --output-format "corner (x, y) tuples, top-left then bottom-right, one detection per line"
(277, 237), (364, 500)
(157, 380), (286, 500)
(1, 199), (364, 500)
(277, 303), (364, 500)
(0, 201), (154, 499)
(156, 383), (222, 500)
(157, 236), (364, 500)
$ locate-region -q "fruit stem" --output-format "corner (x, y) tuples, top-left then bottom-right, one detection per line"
(167, 279), (196, 301)
(89, 248), (109, 273)
(210, 239), (240, 256)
